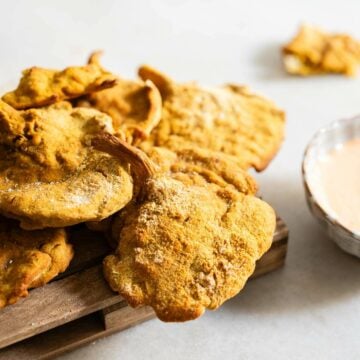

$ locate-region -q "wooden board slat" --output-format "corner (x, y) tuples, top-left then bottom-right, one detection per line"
(0, 266), (122, 349)
(0, 217), (288, 359)
(102, 302), (155, 330)
(252, 238), (287, 278)
(0, 307), (155, 360)
(253, 217), (288, 278)
(0, 314), (104, 360)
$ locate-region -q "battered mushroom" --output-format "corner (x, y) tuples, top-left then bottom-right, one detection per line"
(81, 52), (162, 145)
(0, 100), (134, 229)
(0, 217), (73, 308)
(138, 65), (285, 171)
(94, 134), (275, 322)
(2, 56), (118, 109)
(283, 25), (360, 76)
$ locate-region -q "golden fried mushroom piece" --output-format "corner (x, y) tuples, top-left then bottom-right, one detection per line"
(138, 66), (285, 171)
(0, 100), (133, 229)
(104, 181), (275, 322)
(283, 25), (360, 76)
(2, 56), (117, 109)
(83, 53), (162, 145)
(95, 135), (275, 322)
(101, 140), (259, 249)
(140, 143), (258, 195)
(0, 217), (73, 308)
(86, 80), (162, 144)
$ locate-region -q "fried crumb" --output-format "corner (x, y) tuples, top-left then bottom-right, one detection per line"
(283, 24), (360, 76)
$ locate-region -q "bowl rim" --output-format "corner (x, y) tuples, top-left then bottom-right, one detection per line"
(302, 115), (360, 241)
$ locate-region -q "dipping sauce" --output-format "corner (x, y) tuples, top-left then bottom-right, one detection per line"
(307, 139), (360, 234)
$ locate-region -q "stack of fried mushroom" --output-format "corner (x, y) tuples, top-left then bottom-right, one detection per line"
(0, 53), (285, 321)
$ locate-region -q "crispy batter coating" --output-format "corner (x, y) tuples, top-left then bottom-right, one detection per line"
(85, 80), (162, 145)
(0, 217), (73, 308)
(283, 25), (360, 76)
(0, 100), (133, 229)
(140, 144), (258, 195)
(103, 143), (259, 248)
(96, 135), (275, 322)
(2, 56), (117, 110)
(83, 53), (162, 145)
(104, 179), (274, 322)
(138, 66), (285, 171)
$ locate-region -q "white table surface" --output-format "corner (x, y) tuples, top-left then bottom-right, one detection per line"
(1, 1), (360, 359)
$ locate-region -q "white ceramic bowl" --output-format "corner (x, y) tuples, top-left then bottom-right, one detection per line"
(302, 116), (360, 258)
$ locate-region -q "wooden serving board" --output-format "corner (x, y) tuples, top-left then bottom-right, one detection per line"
(0, 217), (288, 360)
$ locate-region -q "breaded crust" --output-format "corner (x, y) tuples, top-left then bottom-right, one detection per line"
(283, 25), (360, 76)
(140, 143), (258, 195)
(104, 175), (275, 322)
(2, 55), (117, 109)
(0, 217), (73, 308)
(95, 135), (275, 322)
(79, 53), (162, 145)
(0, 100), (133, 229)
(86, 79), (162, 145)
(138, 66), (285, 171)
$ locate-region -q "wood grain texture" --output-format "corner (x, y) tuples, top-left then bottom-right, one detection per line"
(0, 266), (122, 349)
(102, 302), (155, 330)
(0, 217), (288, 359)
(0, 308), (156, 360)
(253, 217), (288, 278)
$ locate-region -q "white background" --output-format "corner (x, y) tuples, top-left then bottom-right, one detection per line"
(1, 1), (360, 359)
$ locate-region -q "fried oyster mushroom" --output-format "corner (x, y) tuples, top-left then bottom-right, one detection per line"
(101, 144), (259, 248)
(283, 25), (360, 76)
(0, 100), (133, 229)
(95, 134), (275, 322)
(138, 65), (285, 171)
(81, 53), (162, 145)
(0, 217), (73, 308)
(2, 56), (118, 109)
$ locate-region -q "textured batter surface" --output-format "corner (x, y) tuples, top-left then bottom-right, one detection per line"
(0, 100), (133, 229)
(138, 65), (285, 171)
(98, 135), (275, 322)
(84, 53), (162, 144)
(0, 217), (73, 308)
(283, 25), (360, 76)
(104, 143), (259, 248)
(104, 175), (275, 322)
(140, 144), (258, 195)
(2, 57), (117, 109)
